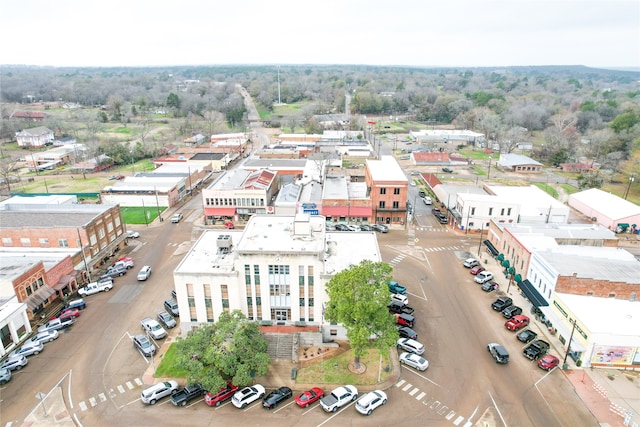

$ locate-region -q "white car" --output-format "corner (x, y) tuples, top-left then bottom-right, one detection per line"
(463, 258), (480, 268)
(397, 338), (425, 355)
(399, 352), (429, 371)
(232, 385), (265, 408)
(141, 317), (167, 340)
(127, 230), (140, 238)
(391, 293), (408, 305)
(141, 380), (179, 405)
(0, 355), (28, 371)
(78, 279), (113, 296)
(320, 385), (358, 412)
(171, 213), (183, 223)
(27, 330), (59, 345)
(355, 390), (387, 415)
(137, 265), (152, 281)
(422, 196), (432, 205)
(474, 271), (494, 284)
(9, 341), (44, 358)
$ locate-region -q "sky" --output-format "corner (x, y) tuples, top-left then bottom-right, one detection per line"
(1, 0), (639, 69)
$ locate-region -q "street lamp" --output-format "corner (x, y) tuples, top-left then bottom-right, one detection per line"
(624, 175), (635, 200)
(562, 320), (578, 370)
(487, 156), (493, 180)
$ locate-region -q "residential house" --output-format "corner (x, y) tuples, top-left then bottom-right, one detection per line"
(15, 126), (54, 148)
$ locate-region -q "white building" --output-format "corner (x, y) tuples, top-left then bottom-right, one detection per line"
(0, 297), (32, 357)
(173, 214), (381, 339)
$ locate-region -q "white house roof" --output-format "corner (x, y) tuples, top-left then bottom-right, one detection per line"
(367, 155), (407, 182)
(498, 153), (542, 166)
(487, 185), (567, 217)
(555, 293), (640, 338)
(569, 188), (640, 221)
(322, 175), (348, 199)
(503, 222), (616, 240)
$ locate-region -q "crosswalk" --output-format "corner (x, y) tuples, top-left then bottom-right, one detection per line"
(395, 379), (469, 426)
(77, 377), (143, 412)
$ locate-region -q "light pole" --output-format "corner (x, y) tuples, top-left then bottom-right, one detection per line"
(130, 149), (135, 175)
(562, 320), (578, 370)
(487, 156), (493, 180)
(624, 175), (635, 200)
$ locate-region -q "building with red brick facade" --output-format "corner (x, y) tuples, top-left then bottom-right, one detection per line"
(366, 156), (409, 227)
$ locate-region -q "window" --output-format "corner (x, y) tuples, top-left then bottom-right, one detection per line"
(20, 238), (31, 247)
(500, 208), (505, 215)
(58, 239), (69, 248)
(488, 208), (493, 215)
(25, 285), (32, 296)
(244, 264), (251, 285)
(380, 188), (386, 195)
(379, 201), (386, 208)
(107, 222), (114, 232)
(507, 208), (512, 216)
(307, 266), (314, 287)
(393, 201), (399, 208)
(299, 265), (305, 286)
(204, 286), (214, 322)
(608, 293), (616, 298)
(2, 237), (12, 245)
(98, 229), (105, 239)
(470, 207), (475, 215)
(393, 188), (400, 195)
(221, 284), (229, 311)
(308, 298), (314, 307)
(254, 265), (260, 285)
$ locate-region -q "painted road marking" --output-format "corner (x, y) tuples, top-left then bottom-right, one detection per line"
(438, 405), (448, 415)
(117, 385), (125, 394)
(126, 381), (134, 390)
(416, 392), (426, 400)
(79, 401), (87, 411)
(134, 378), (143, 386)
(402, 383), (413, 392)
(396, 379), (406, 387)
(446, 411), (456, 420)
(98, 393), (107, 402)
(89, 397), (97, 407)
(430, 400), (440, 410)
(409, 387), (419, 396)
(453, 416), (465, 425)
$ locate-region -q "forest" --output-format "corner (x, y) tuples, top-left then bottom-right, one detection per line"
(1, 64), (639, 189)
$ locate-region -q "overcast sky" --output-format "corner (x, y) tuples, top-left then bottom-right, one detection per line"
(1, 0), (638, 69)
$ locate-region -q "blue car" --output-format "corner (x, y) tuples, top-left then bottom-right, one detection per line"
(388, 281), (407, 295)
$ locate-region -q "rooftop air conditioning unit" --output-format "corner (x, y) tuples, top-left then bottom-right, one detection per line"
(216, 234), (232, 249)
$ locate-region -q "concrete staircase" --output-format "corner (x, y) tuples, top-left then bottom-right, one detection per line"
(264, 333), (295, 361)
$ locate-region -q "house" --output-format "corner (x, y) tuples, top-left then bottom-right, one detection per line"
(10, 111), (47, 122)
(497, 153), (542, 173)
(15, 126), (54, 148)
(184, 133), (207, 146)
(568, 188), (640, 232)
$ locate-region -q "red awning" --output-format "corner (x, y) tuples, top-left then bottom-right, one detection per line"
(204, 207), (236, 216)
(321, 206), (372, 217)
(322, 206), (348, 216)
(348, 206), (372, 216)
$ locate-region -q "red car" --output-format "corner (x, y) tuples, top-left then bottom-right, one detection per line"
(394, 313), (415, 328)
(224, 222), (235, 229)
(51, 308), (80, 321)
(295, 387), (324, 408)
(204, 383), (239, 407)
(538, 354), (560, 371)
(504, 315), (530, 331)
(469, 266), (485, 275)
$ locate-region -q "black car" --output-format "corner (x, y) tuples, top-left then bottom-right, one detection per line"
(335, 224), (350, 231)
(360, 224), (373, 231)
(523, 340), (550, 360)
(398, 326), (418, 340)
(502, 305), (522, 319)
(262, 386), (292, 409)
(442, 167), (453, 173)
(481, 281), (499, 292)
(516, 329), (538, 344)
(491, 296), (513, 311)
(371, 224), (389, 233)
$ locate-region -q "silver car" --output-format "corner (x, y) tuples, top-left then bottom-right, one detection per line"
(399, 352), (429, 371)
(27, 330), (59, 345)
(9, 341), (44, 358)
(157, 311), (177, 329)
(141, 380), (179, 405)
(0, 368), (11, 385)
(1, 355), (28, 371)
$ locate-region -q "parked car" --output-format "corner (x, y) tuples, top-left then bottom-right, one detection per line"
(137, 265), (152, 281)
(133, 334), (155, 357)
(505, 315), (530, 331)
(9, 341), (44, 358)
(232, 385), (266, 409)
(524, 340), (550, 360)
(319, 385), (358, 412)
(204, 383), (239, 407)
(502, 305), (523, 319)
(481, 281), (499, 292)
(224, 221), (235, 229)
(325, 223), (336, 231)
(171, 384), (205, 407)
(359, 224), (373, 231)
(140, 317), (167, 339)
(399, 352), (429, 371)
(491, 296), (513, 312)
(516, 329), (538, 344)
(78, 279), (113, 297)
(422, 196), (432, 205)
(27, 330), (59, 345)
(371, 224), (389, 233)
(104, 265), (127, 278)
(388, 281), (407, 295)
(397, 338), (425, 355)
(262, 386), (292, 409)
(538, 354), (560, 371)
(463, 258), (480, 268)
(0, 368), (11, 385)
(171, 213), (184, 223)
(335, 224), (350, 231)
(355, 390), (387, 416)
(127, 230), (140, 238)
(345, 224), (359, 232)
(394, 313), (415, 328)
(0, 355), (28, 371)
(442, 167), (453, 173)
(487, 343), (509, 364)
(62, 298), (86, 311)
(141, 380), (179, 405)
(388, 301), (415, 315)
(112, 257), (134, 269)
(474, 271), (494, 284)
(157, 311), (177, 329)
(295, 387), (324, 408)
(391, 293), (408, 305)
(469, 266), (485, 275)
(397, 326), (418, 340)
(51, 308), (80, 321)
(164, 299), (179, 317)
(38, 317), (74, 333)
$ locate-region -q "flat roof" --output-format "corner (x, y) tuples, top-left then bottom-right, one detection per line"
(0, 195), (77, 206)
(322, 175), (348, 199)
(556, 293), (640, 337)
(0, 203), (116, 228)
(208, 169), (252, 190)
(504, 223), (616, 240)
(570, 188), (640, 220)
(0, 248), (78, 283)
(367, 155), (407, 182)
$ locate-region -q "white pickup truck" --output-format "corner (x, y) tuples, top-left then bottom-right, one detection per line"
(78, 278), (113, 297)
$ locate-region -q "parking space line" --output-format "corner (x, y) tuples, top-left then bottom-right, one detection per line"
(438, 405), (448, 415)
(395, 379), (406, 387)
(242, 401), (262, 412)
(89, 397), (97, 407)
(302, 404), (320, 415)
(273, 400), (296, 413)
(126, 381), (134, 390)
(416, 392), (426, 400)
(409, 387), (419, 396)
(402, 383), (413, 392)
(315, 401), (358, 427)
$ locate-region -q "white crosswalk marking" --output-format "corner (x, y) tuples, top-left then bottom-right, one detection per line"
(98, 393), (107, 402)
(446, 411), (456, 420)
(395, 379), (406, 387)
(409, 388), (419, 396)
(416, 392), (426, 400)
(89, 397), (97, 407)
(453, 415), (465, 425)
(117, 385), (125, 394)
(79, 401), (87, 411)
(134, 378), (143, 386)
(402, 383), (413, 392)
(126, 381), (134, 390)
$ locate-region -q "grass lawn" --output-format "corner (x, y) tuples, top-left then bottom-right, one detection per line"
(532, 182), (559, 198)
(121, 206), (163, 224)
(296, 348), (392, 386)
(560, 183), (579, 194)
(154, 343), (187, 378)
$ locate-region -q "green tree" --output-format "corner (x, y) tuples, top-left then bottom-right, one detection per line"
(610, 111), (640, 134)
(325, 260), (398, 368)
(167, 93), (181, 109)
(173, 311), (269, 391)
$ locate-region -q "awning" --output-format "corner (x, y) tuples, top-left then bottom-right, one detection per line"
(517, 279), (549, 307)
(204, 207), (236, 216)
(25, 286), (57, 311)
(321, 206), (348, 216)
(52, 274), (76, 291)
(347, 206), (372, 217)
(483, 240), (499, 257)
